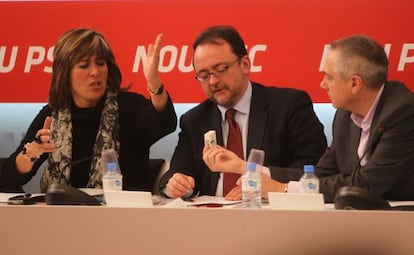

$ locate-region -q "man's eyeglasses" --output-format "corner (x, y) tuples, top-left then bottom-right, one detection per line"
(195, 59), (240, 82)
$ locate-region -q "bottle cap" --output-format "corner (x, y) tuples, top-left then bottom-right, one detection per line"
(247, 149), (265, 165)
(107, 162), (118, 171)
(246, 162), (256, 171)
(304, 165), (315, 173)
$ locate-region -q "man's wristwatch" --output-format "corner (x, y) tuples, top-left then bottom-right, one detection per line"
(147, 84), (164, 95)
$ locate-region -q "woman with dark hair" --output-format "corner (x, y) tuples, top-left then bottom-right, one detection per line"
(0, 28), (177, 192)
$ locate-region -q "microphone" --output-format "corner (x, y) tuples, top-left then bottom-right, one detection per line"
(45, 183), (102, 205)
(57, 153), (100, 184)
(335, 125), (414, 211)
(71, 155), (95, 166)
(335, 126), (391, 210)
(46, 153), (102, 206)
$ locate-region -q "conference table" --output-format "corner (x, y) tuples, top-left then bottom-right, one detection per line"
(1, 198), (414, 255)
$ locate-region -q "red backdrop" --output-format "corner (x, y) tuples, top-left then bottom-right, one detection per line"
(0, 0), (413, 103)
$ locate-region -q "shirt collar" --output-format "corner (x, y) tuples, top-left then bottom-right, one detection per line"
(351, 84), (384, 129)
(218, 81), (252, 121)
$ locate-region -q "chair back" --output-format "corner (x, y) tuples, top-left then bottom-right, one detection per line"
(148, 158), (169, 195)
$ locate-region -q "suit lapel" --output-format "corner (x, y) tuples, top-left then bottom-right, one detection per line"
(247, 84), (268, 156)
(366, 83), (389, 155)
(349, 122), (361, 157)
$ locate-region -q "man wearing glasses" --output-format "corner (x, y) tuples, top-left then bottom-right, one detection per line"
(160, 25), (327, 200)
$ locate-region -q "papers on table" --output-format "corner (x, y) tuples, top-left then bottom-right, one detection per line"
(79, 188), (104, 197)
(185, 195), (242, 206)
(0, 193), (26, 203)
(163, 195), (242, 208)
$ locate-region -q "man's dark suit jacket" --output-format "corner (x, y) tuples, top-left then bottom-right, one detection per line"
(315, 81), (414, 202)
(160, 82), (327, 196)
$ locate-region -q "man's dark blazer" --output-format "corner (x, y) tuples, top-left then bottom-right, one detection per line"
(315, 80), (414, 202)
(160, 82), (327, 196)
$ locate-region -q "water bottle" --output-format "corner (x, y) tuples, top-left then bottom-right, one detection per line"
(242, 149), (264, 209)
(101, 149), (123, 191)
(242, 162), (262, 208)
(102, 162), (123, 191)
(300, 165), (319, 193)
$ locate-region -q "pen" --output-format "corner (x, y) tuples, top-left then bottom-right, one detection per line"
(181, 197), (194, 202)
(199, 203), (223, 208)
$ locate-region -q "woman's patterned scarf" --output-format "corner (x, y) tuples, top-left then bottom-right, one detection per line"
(40, 90), (120, 192)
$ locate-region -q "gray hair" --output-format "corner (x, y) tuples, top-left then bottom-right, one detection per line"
(330, 34), (388, 89)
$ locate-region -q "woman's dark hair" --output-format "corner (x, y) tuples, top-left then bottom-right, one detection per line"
(49, 28), (122, 110)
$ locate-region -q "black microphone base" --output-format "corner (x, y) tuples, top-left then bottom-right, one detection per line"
(45, 184), (101, 206)
(334, 186), (391, 210)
